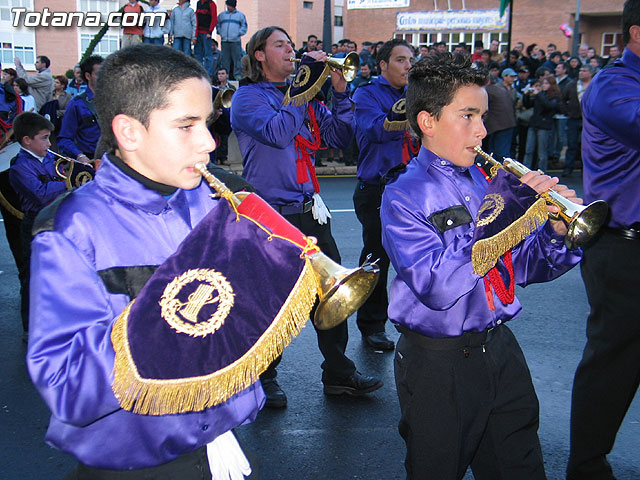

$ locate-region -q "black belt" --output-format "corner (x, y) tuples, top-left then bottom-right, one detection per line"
(396, 324), (497, 350)
(605, 227), (640, 241)
(275, 199), (313, 215)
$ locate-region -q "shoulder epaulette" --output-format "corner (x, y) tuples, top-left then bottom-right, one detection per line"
(32, 189), (74, 236)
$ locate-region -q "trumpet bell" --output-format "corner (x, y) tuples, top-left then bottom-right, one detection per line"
(326, 51), (360, 82)
(308, 253), (379, 330)
(213, 88), (234, 110)
(565, 199), (609, 249)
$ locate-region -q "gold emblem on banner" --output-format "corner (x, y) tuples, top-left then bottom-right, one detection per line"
(159, 269), (235, 337)
(293, 65), (311, 88)
(476, 193), (505, 227)
(391, 98), (406, 114)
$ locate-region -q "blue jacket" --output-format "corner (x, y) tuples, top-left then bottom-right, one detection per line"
(170, 3), (196, 39)
(353, 76), (405, 185)
(57, 87), (101, 158)
(231, 81), (353, 206)
(8, 148), (66, 215)
(27, 155), (264, 469)
(582, 47), (640, 229)
(217, 8), (247, 42)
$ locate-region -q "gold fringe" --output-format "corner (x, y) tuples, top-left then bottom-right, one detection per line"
(472, 197), (548, 276)
(383, 118), (408, 131)
(111, 258), (318, 415)
(282, 65), (331, 107)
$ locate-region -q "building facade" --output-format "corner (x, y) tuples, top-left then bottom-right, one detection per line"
(345, 0), (624, 58)
(0, 0), (625, 76)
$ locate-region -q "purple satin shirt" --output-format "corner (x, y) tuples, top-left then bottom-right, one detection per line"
(381, 147), (582, 338)
(9, 148), (66, 215)
(231, 82), (353, 206)
(27, 155), (264, 469)
(353, 76), (405, 184)
(581, 47), (640, 229)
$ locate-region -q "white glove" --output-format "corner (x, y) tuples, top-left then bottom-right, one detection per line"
(311, 193), (332, 225)
(207, 430), (252, 480)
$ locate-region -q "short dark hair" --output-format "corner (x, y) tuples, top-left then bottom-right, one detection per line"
(13, 112), (54, 144)
(550, 51), (562, 60)
(94, 45), (209, 154)
(217, 67), (228, 75)
(376, 38), (412, 65)
(307, 34), (317, 41)
(14, 77), (29, 95)
(80, 55), (104, 83)
(406, 53), (487, 134)
(508, 49), (520, 59)
(623, 0), (640, 45)
(557, 62), (569, 73)
(37, 55), (51, 68)
(246, 26), (291, 83)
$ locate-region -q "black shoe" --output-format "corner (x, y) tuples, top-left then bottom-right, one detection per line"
(261, 378), (287, 408)
(362, 332), (395, 351)
(315, 159), (326, 167)
(323, 371), (383, 396)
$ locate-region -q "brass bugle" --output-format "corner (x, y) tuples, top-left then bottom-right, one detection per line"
(48, 149), (94, 179)
(289, 51), (360, 82)
(473, 146), (608, 250)
(213, 88), (234, 110)
(194, 163), (379, 329)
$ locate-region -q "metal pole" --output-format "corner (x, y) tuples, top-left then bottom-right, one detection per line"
(572, 0), (581, 56)
(323, 0), (332, 53)
(507, 1), (513, 53)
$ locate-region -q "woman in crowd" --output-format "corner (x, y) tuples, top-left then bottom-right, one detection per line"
(523, 76), (560, 171)
(13, 78), (35, 113)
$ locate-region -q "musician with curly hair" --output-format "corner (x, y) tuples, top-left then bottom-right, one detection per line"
(381, 52), (583, 479)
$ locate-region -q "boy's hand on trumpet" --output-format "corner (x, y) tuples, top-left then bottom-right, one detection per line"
(520, 170), (584, 236)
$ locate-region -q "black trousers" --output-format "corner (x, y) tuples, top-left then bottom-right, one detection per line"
(65, 444), (260, 480)
(261, 210), (356, 382)
(394, 324), (546, 480)
(18, 212), (36, 332)
(353, 181), (390, 335)
(567, 231), (640, 479)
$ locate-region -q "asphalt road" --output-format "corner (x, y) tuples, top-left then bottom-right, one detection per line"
(1, 174), (638, 479)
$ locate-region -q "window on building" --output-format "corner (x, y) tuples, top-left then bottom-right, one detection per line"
(489, 32), (508, 53)
(303, 1), (313, 9)
(80, 33), (118, 58)
(602, 32), (622, 56)
(334, 15), (342, 27)
(0, 0), (33, 22)
(1, 42), (34, 64)
(79, 0), (118, 18)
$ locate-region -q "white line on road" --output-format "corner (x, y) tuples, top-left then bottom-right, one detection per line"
(330, 209), (355, 213)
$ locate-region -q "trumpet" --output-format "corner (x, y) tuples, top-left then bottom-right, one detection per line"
(213, 88), (234, 110)
(289, 51), (360, 82)
(195, 163), (379, 330)
(473, 146), (608, 250)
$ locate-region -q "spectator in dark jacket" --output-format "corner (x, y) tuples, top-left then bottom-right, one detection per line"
(559, 64), (595, 176)
(523, 76), (560, 171)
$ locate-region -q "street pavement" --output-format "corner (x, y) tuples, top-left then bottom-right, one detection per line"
(1, 172), (638, 479)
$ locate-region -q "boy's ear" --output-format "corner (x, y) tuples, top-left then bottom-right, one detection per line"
(111, 114), (143, 152)
(254, 51), (265, 63)
(416, 110), (435, 137)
